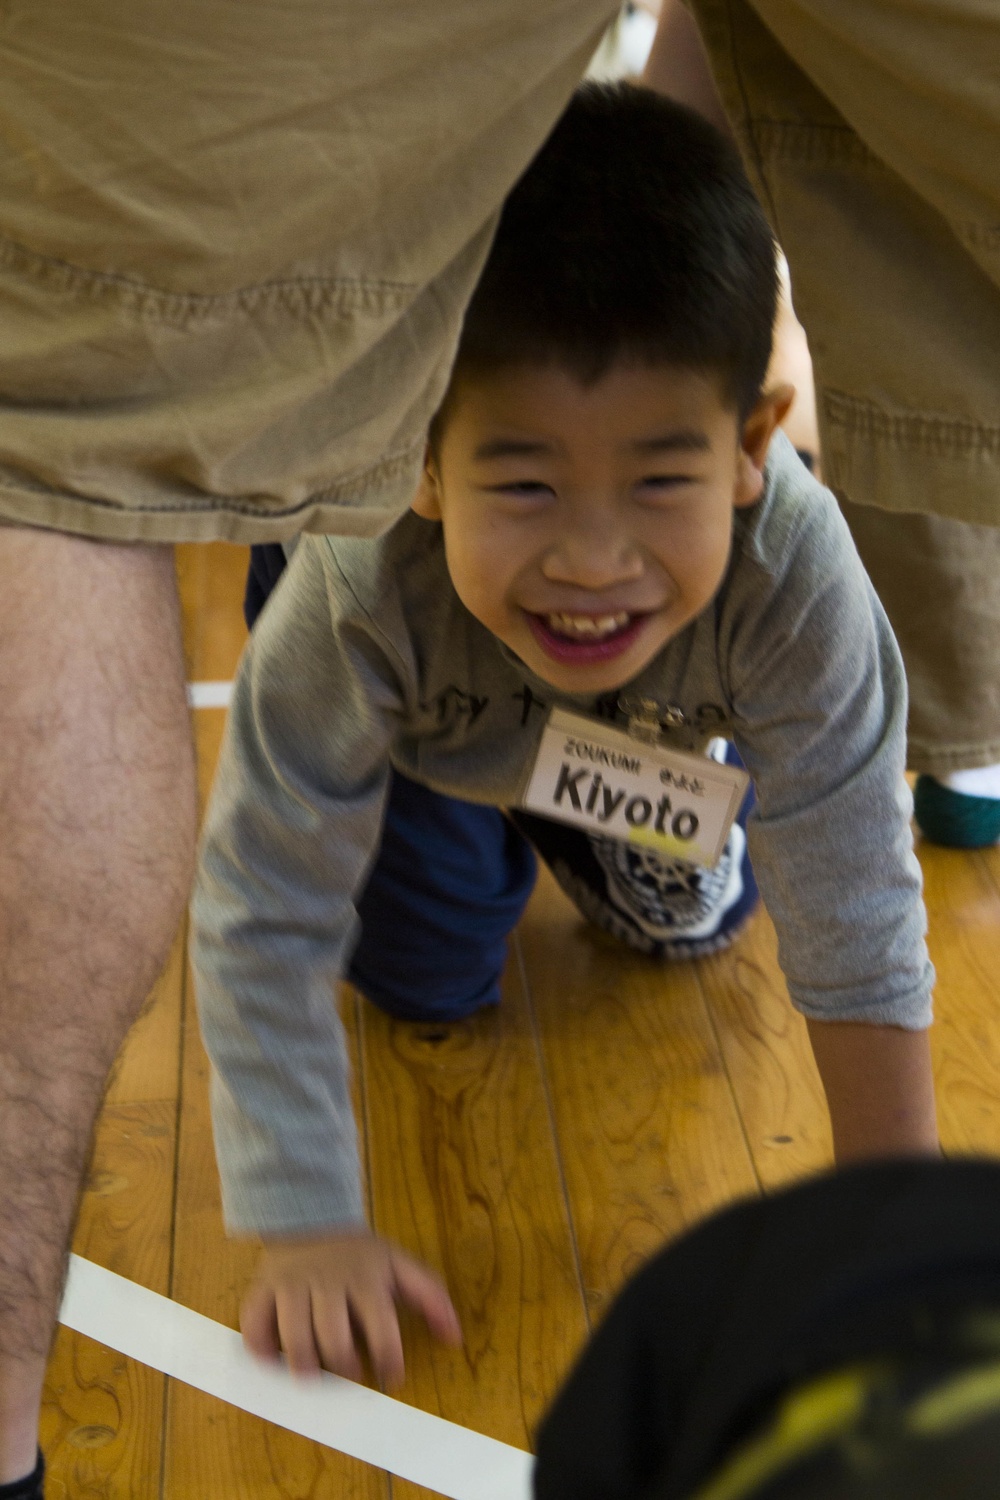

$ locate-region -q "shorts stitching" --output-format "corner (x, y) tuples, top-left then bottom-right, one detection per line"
(0, 441), (423, 519)
(750, 120), (877, 168)
(0, 235), (416, 327)
(823, 389), (1000, 458)
(908, 739), (1000, 775)
(721, 0), (781, 231)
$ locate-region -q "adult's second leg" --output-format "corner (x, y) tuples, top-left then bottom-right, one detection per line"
(837, 499), (1000, 848)
(0, 528), (197, 1482)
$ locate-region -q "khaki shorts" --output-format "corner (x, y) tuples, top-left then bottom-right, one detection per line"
(691, 0), (1000, 531)
(837, 500), (1000, 773)
(0, 0), (615, 544)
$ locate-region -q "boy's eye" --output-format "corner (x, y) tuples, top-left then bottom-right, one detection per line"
(640, 474), (692, 491)
(637, 474), (696, 501)
(489, 481), (554, 497)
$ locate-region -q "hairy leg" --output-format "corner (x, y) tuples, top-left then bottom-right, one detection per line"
(0, 528), (197, 1480)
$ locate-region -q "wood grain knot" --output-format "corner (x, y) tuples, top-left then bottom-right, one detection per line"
(68, 1424), (116, 1449)
(85, 1171), (129, 1196)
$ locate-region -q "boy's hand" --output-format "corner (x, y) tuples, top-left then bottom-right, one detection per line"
(240, 1229), (462, 1387)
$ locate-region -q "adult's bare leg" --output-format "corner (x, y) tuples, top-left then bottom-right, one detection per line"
(0, 528), (197, 1482)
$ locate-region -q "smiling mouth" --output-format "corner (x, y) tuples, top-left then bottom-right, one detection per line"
(544, 610), (631, 639)
(526, 609), (650, 665)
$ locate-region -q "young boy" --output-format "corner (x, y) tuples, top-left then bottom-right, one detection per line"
(192, 84), (938, 1389)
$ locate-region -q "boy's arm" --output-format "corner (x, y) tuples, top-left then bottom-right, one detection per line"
(192, 537), (460, 1381)
(194, 539), (387, 1236)
(726, 456), (938, 1162)
(806, 1020), (939, 1163)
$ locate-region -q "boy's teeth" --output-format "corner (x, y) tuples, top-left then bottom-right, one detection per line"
(545, 611), (630, 639)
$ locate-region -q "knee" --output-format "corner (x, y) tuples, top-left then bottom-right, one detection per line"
(0, 533), (200, 1035)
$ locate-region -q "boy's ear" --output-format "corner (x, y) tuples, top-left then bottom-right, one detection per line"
(411, 445), (443, 520)
(733, 383), (797, 509)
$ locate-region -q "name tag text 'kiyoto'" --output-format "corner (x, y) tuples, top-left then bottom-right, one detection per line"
(522, 707), (747, 867)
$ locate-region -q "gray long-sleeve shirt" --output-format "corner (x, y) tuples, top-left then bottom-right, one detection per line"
(191, 435), (933, 1236)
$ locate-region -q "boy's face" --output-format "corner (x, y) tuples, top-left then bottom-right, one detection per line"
(415, 363), (791, 696)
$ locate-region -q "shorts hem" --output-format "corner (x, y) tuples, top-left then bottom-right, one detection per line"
(0, 445), (424, 545)
(823, 390), (1000, 529)
(907, 741), (1000, 777)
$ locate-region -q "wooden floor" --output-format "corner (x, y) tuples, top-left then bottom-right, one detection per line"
(40, 543), (1000, 1498)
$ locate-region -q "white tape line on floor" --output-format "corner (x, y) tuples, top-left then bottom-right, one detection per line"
(187, 680), (234, 709)
(59, 1255), (533, 1500)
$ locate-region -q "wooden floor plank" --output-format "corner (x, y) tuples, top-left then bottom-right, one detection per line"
(516, 865), (760, 1324)
(698, 834), (1000, 1186)
(41, 918), (185, 1498)
(919, 841), (1000, 1157)
(696, 910), (833, 1192)
(175, 543), (250, 684)
(978, 842), (1000, 908)
(163, 972), (387, 1500)
(163, 706), (389, 1500)
(104, 931), (186, 1110)
(355, 944), (589, 1489)
(192, 705), (227, 812)
(41, 1098), (178, 1499)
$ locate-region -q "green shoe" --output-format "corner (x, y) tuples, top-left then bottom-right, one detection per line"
(913, 775), (1000, 849)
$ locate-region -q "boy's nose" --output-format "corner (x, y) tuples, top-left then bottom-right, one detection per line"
(541, 521), (644, 591)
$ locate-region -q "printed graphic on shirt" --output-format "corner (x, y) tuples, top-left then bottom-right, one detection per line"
(512, 684), (549, 727)
(420, 685), (491, 728)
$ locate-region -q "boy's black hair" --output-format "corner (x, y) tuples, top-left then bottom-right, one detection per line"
(446, 82), (778, 422)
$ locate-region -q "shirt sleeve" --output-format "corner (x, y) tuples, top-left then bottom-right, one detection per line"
(190, 538), (410, 1235)
(724, 483), (933, 1029)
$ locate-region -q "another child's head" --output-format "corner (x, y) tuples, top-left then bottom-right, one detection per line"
(414, 83), (793, 694)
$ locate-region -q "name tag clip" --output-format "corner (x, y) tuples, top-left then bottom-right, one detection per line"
(617, 692), (686, 745)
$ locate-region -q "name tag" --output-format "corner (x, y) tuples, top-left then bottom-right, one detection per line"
(522, 707), (748, 868)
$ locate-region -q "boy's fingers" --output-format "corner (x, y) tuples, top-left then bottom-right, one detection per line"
(390, 1251), (463, 1345)
(349, 1288), (406, 1390)
(240, 1284), (282, 1361)
(275, 1285), (323, 1375)
(240, 1236), (459, 1388)
(310, 1289), (364, 1381)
